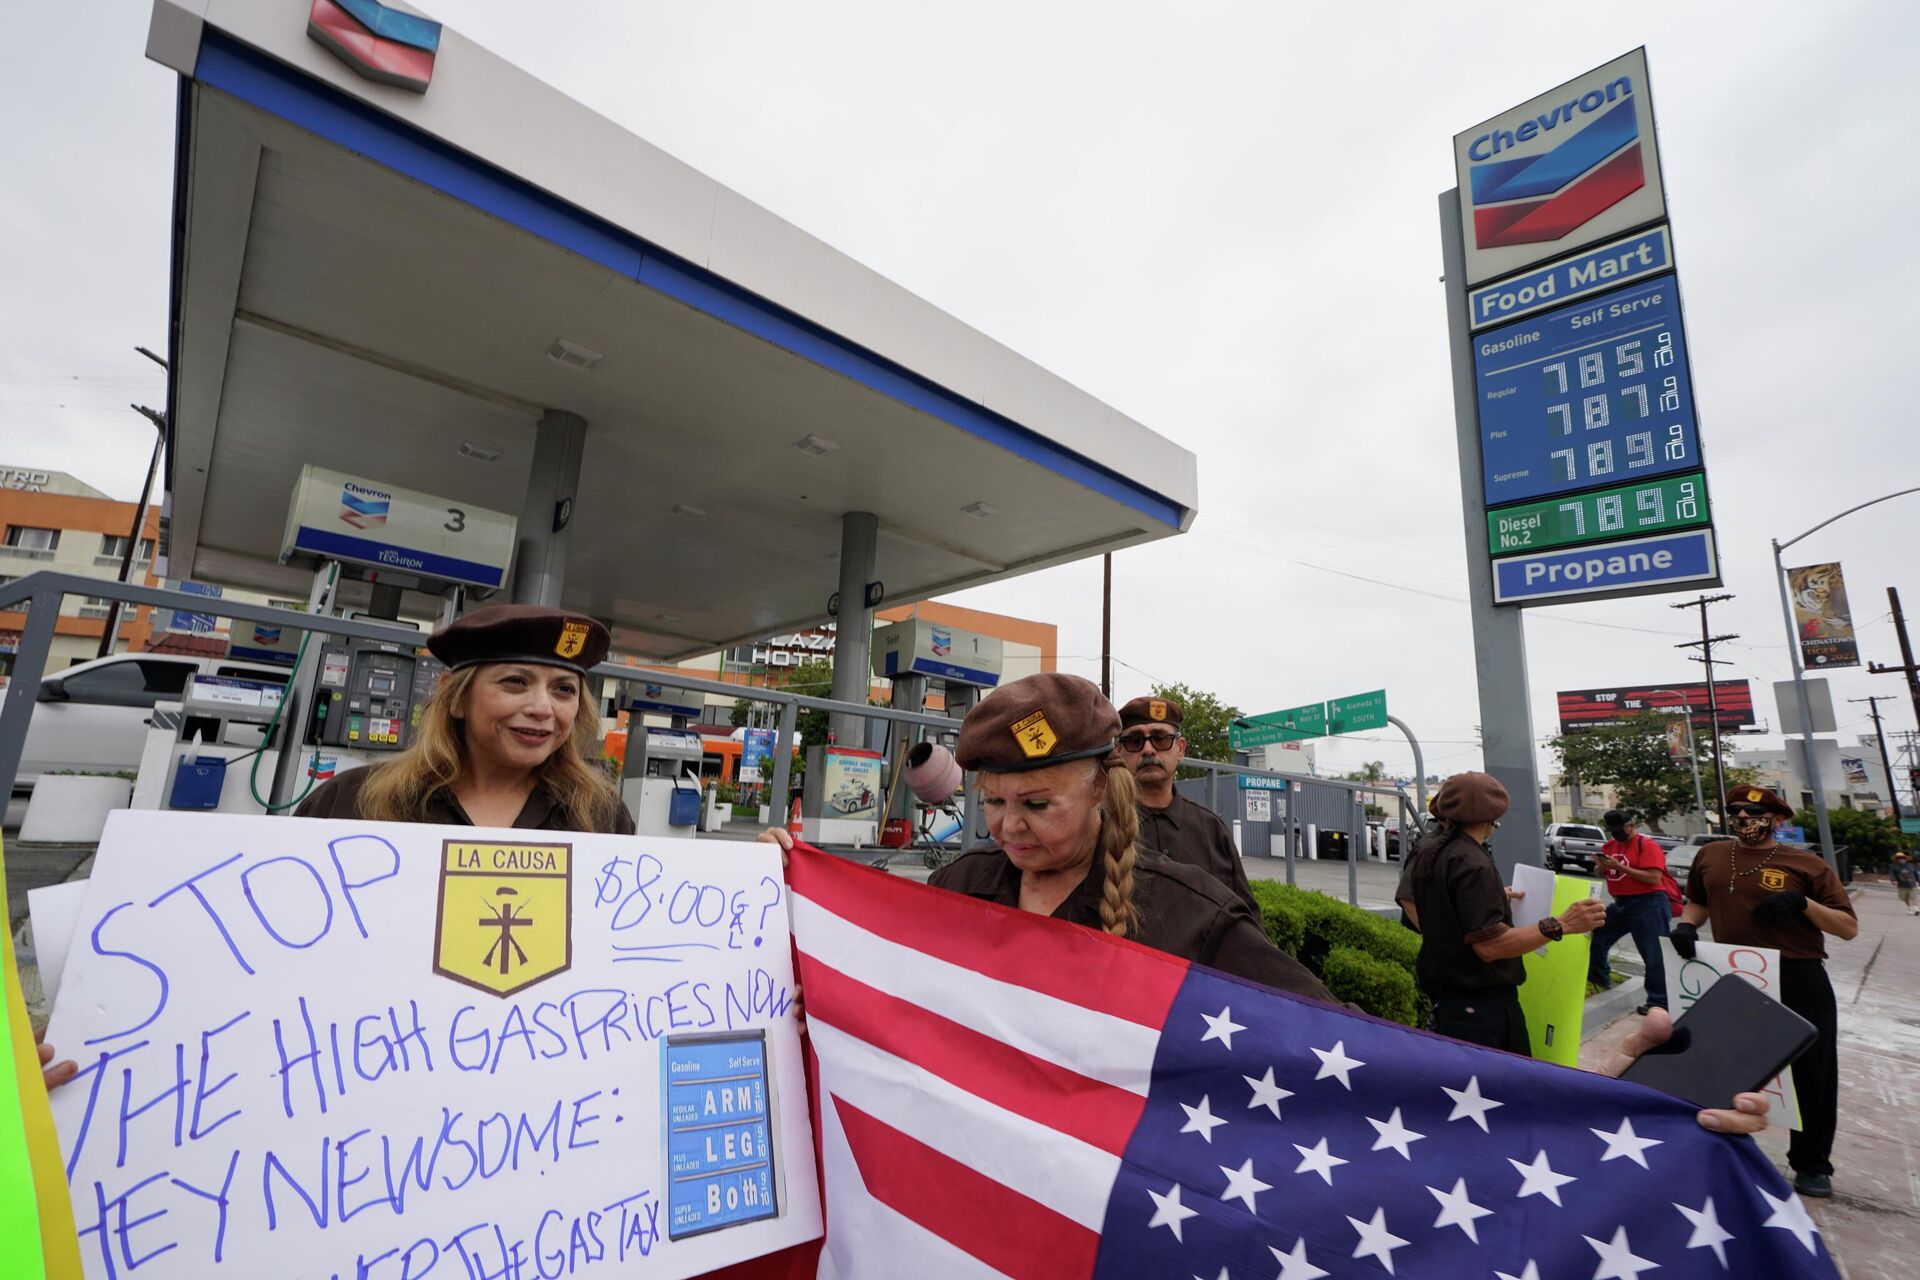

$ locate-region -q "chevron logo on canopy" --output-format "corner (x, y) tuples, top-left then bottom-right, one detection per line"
(307, 0), (442, 93)
(1469, 95), (1645, 250)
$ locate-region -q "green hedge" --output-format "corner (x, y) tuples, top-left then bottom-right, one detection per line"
(1321, 946), (1423, 1029)
(1249, 881), (1426, 1027)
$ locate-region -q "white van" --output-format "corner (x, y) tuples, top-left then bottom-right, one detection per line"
(11, 652), (293, 795)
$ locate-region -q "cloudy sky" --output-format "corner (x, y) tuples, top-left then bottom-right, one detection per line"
(6, 0), (1918, 784)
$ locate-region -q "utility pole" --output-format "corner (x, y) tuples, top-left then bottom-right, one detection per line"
(1848, 696), (1900, 819)
(1868, 587), (1920, 737)
(1100, 552), (1112, 699)
(1672, 592), (1735, 829)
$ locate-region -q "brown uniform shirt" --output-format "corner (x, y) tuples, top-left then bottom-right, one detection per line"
(1397, 828), (1524, 997)
(929, 845), (1334, 1004)
(294, 764), (637, 834)
(1684, 840), (1852, 960)
(1137, 795), (1261, 917)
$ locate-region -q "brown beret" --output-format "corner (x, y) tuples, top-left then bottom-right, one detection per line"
(1432, 771), (1510, 824)
(956, 673), (1121, 773)
(428, 604), (610, 676)
(1119, 695), (1183, 729)
(1724, 784), (1793, 818)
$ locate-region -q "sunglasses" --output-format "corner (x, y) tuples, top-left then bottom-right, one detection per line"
(1119, 728), (1179, 752)
(1725, 804), (1770, 817)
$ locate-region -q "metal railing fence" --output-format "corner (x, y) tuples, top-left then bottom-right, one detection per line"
(2, 571), (1410, 904)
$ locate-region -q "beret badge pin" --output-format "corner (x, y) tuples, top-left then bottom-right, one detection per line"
(1011, 710), (1058, 759)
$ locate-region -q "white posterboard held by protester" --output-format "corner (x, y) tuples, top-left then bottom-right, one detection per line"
(43, 810), (821, 1280)
(1658, 935), (1804, 1130)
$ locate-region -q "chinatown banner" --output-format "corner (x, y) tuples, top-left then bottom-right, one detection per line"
(1787, 562), (1860, 669)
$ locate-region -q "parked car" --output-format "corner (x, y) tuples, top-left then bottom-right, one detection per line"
(11, 652), (291, 795)
(1544, 822), (1608, 874)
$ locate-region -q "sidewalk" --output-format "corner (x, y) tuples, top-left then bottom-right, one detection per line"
(1582, 882), (1920, 1280)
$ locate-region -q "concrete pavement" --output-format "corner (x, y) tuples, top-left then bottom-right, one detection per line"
(1582, 881), (1920, 1280)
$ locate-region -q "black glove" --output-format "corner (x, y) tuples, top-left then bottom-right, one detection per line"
(1668, 921), (1699, 960)
(1752, 890), (1808, 924)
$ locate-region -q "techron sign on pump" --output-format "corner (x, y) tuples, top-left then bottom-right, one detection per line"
(1453, 48), (1668, 287)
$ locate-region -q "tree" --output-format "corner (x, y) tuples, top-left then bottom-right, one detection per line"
(1150, 682), (1242, 770)
(1790, 804), (1915, 873)
(1344, 761), (1386, 784)
(729, 659), (840, 791)
(1549, 712), (1722, 832)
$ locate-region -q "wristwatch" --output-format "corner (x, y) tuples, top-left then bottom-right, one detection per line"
(1539, 916), (1565, 942)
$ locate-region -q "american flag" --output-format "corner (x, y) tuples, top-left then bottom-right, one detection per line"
(766, 843), (1835, 1280)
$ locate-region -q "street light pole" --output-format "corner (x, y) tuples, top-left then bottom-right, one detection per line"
(1769, 484), (1920, 872)
(1649, 690), (1707, 832)
(96, 403), (167, 658)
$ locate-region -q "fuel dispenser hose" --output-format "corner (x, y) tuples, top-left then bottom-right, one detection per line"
(247, 563), (338, 812)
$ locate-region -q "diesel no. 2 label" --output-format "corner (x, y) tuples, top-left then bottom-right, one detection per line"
(1475, 274), (1700, 507)
(1488, 470), (1709, 555)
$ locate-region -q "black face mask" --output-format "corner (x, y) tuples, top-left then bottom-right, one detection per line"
(1605, 825), (1629, 841)
(1730, 812), (1773, 846)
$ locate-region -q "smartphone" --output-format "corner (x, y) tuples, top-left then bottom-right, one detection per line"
(1619, 974), (1816, 1110)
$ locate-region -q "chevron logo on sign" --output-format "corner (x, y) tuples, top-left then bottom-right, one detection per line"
(1469, 96), (1645, 250)
(307, 0), (442, 94)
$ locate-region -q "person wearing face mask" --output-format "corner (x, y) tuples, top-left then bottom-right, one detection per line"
(1586, 808), (1673, 1016)
(1397, 772), (1607, 1054)
(1676, 785), (1857, 1198)
(1115, 695), (1260, 916)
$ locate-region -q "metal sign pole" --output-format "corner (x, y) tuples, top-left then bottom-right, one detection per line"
(1772, 540), (1838, 870)
(1440, 190), (1542, 886)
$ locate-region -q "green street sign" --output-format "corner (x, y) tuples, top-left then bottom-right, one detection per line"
(1901, 817), (1920, 836)
(1487, 471), (1709, 557)
(1230, 701), (1325, 749)
(1327, 689), (1388, 735)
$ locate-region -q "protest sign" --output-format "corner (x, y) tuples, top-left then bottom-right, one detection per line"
(1657, 936), (1803, 1130)
(28, 881), (88, 1006)
(43, 811), (819, 1280)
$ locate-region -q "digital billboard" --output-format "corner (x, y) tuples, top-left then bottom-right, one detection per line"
(1556, 680), (1753, 734)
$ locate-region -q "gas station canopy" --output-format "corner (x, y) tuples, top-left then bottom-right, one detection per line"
(148, 2), (1196, 660)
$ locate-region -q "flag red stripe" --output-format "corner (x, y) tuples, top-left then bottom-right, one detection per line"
(833, 1096), (1100, 1280)
(799, 955), (1146, 1156)
(787, 843), (1185, 1027)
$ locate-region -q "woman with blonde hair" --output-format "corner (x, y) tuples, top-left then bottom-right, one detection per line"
(294, 603), (632, 833)
(765, 673), (1330, 997)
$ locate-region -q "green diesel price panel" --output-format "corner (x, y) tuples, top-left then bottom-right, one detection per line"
(1487, 470), (1708, 557)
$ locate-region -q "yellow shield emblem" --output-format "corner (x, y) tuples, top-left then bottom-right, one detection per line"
(1759, 867), (1788, 892)
(434, 840), (573, 996)
(1746, 789), (1763, 803)
(1010, 710), (1058, 759)
(1149, 700), (1169, 722)
(555, 620), (591, 660)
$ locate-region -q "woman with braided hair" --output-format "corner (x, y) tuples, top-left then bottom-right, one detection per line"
(760, 673), (1332, 999)
(924, 673), (1335, 1000)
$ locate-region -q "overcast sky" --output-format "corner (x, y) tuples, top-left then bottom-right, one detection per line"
(6, 0), (1919, 783)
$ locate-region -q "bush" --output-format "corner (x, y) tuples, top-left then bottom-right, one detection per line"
(1249, 881), (1308, 957)
(1248, 881), (1426, 1026)
(1321, 945), (1423, 1029)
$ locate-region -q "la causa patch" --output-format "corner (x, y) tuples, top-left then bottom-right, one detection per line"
(434, 840), (573, 996)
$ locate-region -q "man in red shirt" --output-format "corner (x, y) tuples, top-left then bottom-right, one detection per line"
(1586, 808), (1672, 1014)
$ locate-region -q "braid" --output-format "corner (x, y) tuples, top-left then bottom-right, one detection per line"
(1097, 765), (1142, 938)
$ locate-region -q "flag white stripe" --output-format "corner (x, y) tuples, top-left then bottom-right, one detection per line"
(808, 1018), (1123, 1232)
(813, 1067), (1015, 1280)
(792, 890), (1162, 1096)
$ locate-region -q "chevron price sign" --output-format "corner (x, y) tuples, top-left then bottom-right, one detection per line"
(1453, 49), (1668, 288)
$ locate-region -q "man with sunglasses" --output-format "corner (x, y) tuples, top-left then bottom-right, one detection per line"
(1677, 785), (1857, 1199)
(1117, 696), (1261, 915)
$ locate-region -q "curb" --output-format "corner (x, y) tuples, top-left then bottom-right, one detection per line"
(1582, 975), (1646, 1039)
